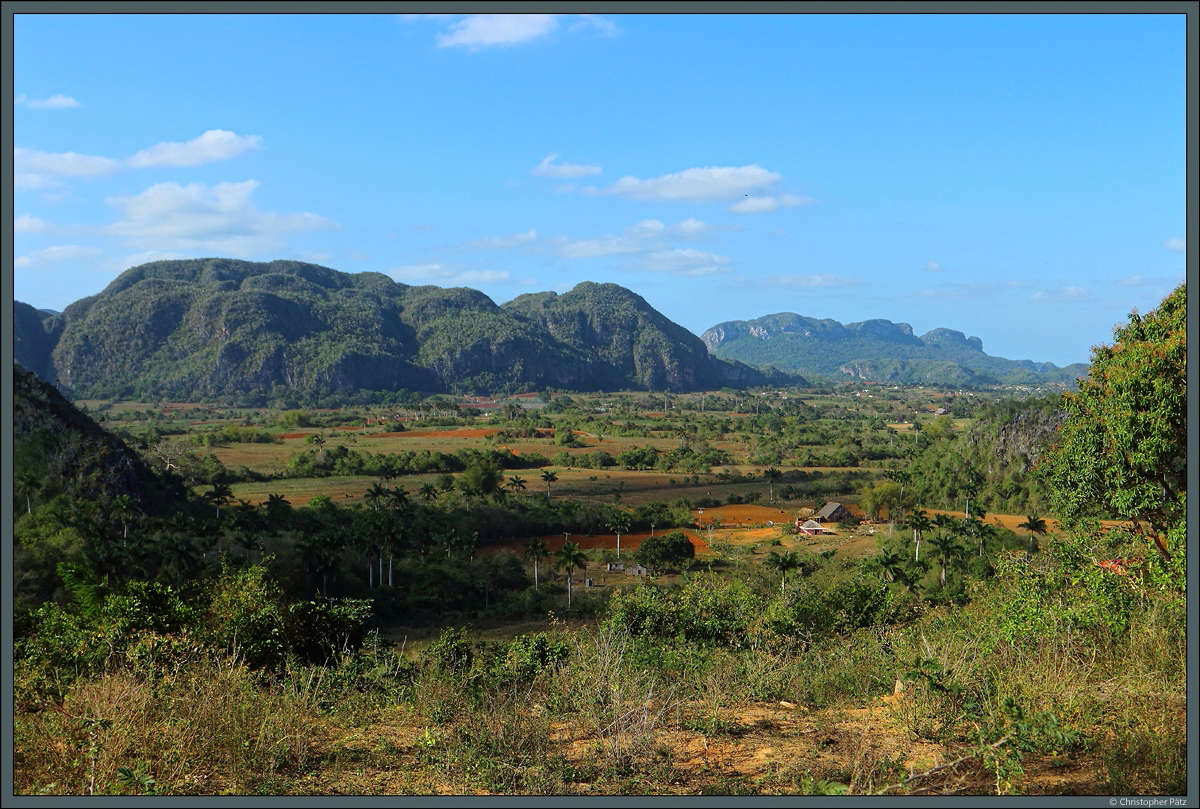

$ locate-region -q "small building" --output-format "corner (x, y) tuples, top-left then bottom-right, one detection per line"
(625, 564), (650, 576)
(607, 562), (625, 572)
(799, 519), (825, 536)
(816, 502), (852, 523)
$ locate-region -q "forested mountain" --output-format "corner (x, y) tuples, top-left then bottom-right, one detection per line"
(702, 312), (1089, 388)
(28, 258), (782, 401)
(13, 300), (65, 382)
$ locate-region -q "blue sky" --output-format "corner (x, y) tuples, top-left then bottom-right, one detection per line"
(12, 12), (1187, 368)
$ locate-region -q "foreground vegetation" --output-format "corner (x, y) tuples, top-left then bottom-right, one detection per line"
(11, 284), (1187, 795)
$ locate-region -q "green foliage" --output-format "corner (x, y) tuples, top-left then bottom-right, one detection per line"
(604, 576), (763, 648)
(633, 531), (695, 572)
(1039, 283), (1186, 548)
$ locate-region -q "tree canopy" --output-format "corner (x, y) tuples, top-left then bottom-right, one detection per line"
(1039, 283), (1186, 556)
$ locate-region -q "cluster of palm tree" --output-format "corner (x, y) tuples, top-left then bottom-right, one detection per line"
(522, 537), (589, 608)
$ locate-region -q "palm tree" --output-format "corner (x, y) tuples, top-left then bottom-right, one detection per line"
(764, 550), (802, 594)
(541, 470), (558, 499)
(554, 540), (589, 608)
(386, 487), (410, 512)
(418, 483), (439, 503)
(507, 475), (527, 494)
(205, 483), (234, 520)
(929, 532), (964, 588)
(15, 470), (41, 515)
(364, 482), (389, 511)
(524, 539), (549, 589)
(608, 512), (632, 559)
(111, 493), (138, 540)
(876, 546), (906, 585)
(763, 467), (783, 503)
(264, 493), (291, 521)
(1017, 514), (1048, 555)
(905, 509), (933, 562)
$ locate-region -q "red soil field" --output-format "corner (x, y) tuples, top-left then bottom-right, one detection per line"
(483, 529), (712, 557)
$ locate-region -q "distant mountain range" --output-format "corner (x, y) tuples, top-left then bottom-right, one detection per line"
(13, 258), (785, 400)
(13, 258), (1087, 401)
(701, 312), (1088, 387)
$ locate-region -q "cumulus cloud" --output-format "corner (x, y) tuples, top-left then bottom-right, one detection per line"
(127, 129), (262, 168)
(437, 14), (559, 49)
(587, 164), (783, 203)
(15, 147), (121, 178)
(106, 180), (340, 254)
(17, 93), (83, 109)
(627, 218), (724, 239)
(530, 153), (602, 178)
(14, 214), (49, 233)
(387, 263), (510, 285)
(14, 244), (102, 268)
(15, 129), (262, 190)
(466, 228), (538, 249)
(640, 248), (730, 275)
(1163, 237), (1185, 253)
(728, 193), (812, 214)
(770, 274), (864, 288)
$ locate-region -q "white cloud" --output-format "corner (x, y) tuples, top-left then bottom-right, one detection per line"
(437, 14), (559, 49)
(559, 235), (644, 259)
(588, 164), (783, 203)
(770, 274), (863, 288)
(1163, 237), (1185, 253)
(640, 248), (730, 275)
(17, 93), (82, 109)
(728, 193), (812, 214)
(924, 260), (943, 272)
(14, 244), (102, 268)
(1029, 286), (1096, 303)
(15, 147), (121, 178)
(570, 14), (619, 36)
(106, 180), (340, 254)
(466, 228), (538, 249)
(14, 214), (49, 233)
(628, 217), (722, 239)
(127, 129), (262, 168)
(387, 263), (510, 285)
(530, 153), (602, 178)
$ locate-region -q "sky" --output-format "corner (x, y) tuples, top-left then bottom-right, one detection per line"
(11, 11), (1189, 368)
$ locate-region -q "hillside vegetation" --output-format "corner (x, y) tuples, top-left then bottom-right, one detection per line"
(27, 259), (781, 401)
(702, 312), (1088, 387)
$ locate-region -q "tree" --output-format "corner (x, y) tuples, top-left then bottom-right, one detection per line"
(205, 482), (234, 519)
(364, 482), (389, 511)
(607, 511), (632, 559)
(15, 470), (41, 515)
(929, 532), (964, 588)
(1016, 514), (1048, 556)
(541, 469), (558, 499)
(763, 467), (783, 503)
(634, 530), (695, 575)
(1040, 284), (1186, 561)
(110, 494), (139, 540)
(554, 541), (589, 608)
(507, 475), (527, 494)
(524, 539), (549, 589)
(764, 550), (802, 594)
(418, 483), (439, 503)
(905, 509), (933, 562)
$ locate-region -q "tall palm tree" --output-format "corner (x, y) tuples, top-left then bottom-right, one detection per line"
(418, 483), (439, 503)
(15, 470), (41, 515)
(507, 475), (527, 494)
(205, 483), (234, 520)
(905, 509), (933, 562)
(876, 546), (906, 585)
(111, 494), (138, 540)
(929, 532), (964, 588)
(764, 550), (802, 594)
(524, 539), (549, 589)
(541, 470), (558, 499)
(386, 487), (410, 512)
(608, 511), (632, 559)
(764, 467), (783, 503)
(1017, 514), (1048, 555)
(554, 541), (589, 608)
(364, 482), (389, 511)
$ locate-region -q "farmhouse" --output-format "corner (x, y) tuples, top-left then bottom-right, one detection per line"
(798, 519), (826, 536)
(815, 502), (852, 523)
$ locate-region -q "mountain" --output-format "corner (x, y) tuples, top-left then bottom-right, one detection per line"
(32, 258), (786, 400)
(702, 312), (1088, 388)
(13, 300), (65, 382)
